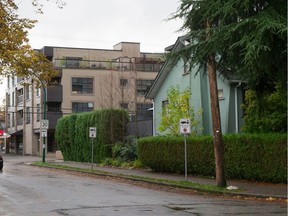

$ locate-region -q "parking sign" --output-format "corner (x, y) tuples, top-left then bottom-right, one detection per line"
(179, 119), (191, 134)
(89, 127), (97, 138)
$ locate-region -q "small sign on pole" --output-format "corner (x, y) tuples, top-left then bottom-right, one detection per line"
(89, 127), (97, 138)
(89, 127), (97, 170)
(42, 129), (47, 138)
(180, 118), (191, 134)
(41, 120), (49, 129)
(179, 118), (191, 181)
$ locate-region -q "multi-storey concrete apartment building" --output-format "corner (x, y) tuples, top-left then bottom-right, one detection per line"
(5, 42), (163, 155)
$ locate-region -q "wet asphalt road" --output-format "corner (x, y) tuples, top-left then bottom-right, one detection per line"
(0, 157), (286, 216)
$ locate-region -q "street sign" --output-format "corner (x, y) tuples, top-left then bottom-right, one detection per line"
(42, 129), (47, 137)
(179, 118), (191, 134)
(41, 120), (49, 129)
(89, 127), (97, 138)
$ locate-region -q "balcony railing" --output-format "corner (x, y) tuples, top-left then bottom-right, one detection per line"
(53, 59), (163, 72)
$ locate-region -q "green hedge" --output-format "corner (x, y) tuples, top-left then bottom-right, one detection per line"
(55, 109), (129, 163)
(138, 134), (287, 183)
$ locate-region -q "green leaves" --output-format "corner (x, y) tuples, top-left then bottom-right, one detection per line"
(158, 85), (202, 135)
(0, 0), (57, 83)
(55, 109), (129, 162)
(171, 0), (287, 92)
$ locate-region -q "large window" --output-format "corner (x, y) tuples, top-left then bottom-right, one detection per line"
(72, 77), (93, 94)
(137, 103), (153, 120)
(72, 102), (94, 113)
(136, 79), (153, 96)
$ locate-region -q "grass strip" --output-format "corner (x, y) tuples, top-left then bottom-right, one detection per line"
(32, 162), (239, 194)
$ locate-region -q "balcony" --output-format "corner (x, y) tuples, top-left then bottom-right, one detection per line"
(53, 59), (163, 72)
(47, 85), (63, 102)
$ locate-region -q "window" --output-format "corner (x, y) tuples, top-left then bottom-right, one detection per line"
(17, 110), (23, 125)
(136, 80), (153, 96)
(120, 103), (128, 110)
(120, 78), (128, 87)
(7, 114), (10, 128)
(12, 92), (15, 106)
(183, 60), (189, 75)
(72, 102), (94, 113)
(162, 100), (169, 115)
(137, 103), (153, 120)
(25, 85), (30, 100)
(36, 88), (41, 97)
(17, 88), (24, 104)
(72, 77), (93, 94)
(47, 102), (61, 112)
(12, 113), (14, 127)
(26, 107), (31, 124)
(12, 76), (15, 86)
(218, 89), (224, 100)
(66, 57), (82, 68)
(7, 94), (10, 106)
(36, 104), (40, 122)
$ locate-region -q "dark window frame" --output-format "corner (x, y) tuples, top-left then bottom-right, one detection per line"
(72, 77), (94, 94)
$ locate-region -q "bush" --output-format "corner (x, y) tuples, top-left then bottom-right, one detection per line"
(55, 109), (129, 163)
(111, 136), (138, 162)
(138, 133), (287, 183)
(242, 84), (287, 133)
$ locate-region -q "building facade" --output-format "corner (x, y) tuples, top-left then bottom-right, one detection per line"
(146, 36), (245, 135)
(6, 42), (163, 155)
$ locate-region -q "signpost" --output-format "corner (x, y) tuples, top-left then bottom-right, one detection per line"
(41, 119), (49, 162)
(180, 119), (191, 180)
(89, 127), (97, 169)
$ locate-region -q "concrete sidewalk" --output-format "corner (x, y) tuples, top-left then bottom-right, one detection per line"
(3, 154), (287, 200)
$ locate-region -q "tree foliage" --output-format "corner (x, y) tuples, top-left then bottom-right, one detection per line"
(0, 0), (57, 84)
(158, 85), (202, 135)
(171, 0), (287, 94)
(242, 83), (287, 133)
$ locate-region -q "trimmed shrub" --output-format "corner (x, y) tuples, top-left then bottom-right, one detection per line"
(55, 109), (129, 163)
(138, 133), (287, 183)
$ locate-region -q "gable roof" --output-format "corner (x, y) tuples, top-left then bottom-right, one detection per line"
(146, 35), (188, 99)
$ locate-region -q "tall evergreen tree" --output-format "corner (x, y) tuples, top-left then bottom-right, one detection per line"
(170, 0), (286, 186)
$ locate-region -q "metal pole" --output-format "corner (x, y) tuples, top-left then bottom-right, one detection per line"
(91, 138), (94, 170)
(184, 134), (188, 180)
(42, 86), (46, 163)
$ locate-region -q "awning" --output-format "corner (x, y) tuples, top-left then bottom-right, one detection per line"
(0, 135), (11, 139)
(9, 130), (23, 136)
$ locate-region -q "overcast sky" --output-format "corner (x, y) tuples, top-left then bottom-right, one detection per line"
(19, 0), (183, 51)
(0, 0), (184, 101)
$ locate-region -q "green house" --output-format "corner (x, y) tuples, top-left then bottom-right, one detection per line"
(146, 36), (245, 135)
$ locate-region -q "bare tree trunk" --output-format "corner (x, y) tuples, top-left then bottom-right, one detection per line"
(207, 53), (227, 187)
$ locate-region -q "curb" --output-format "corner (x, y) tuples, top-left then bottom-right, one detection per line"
(30, 163), (287, 202)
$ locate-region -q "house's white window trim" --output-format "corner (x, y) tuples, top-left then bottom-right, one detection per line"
(183, 59), (190, 75)
(218, 89), (225, 100)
